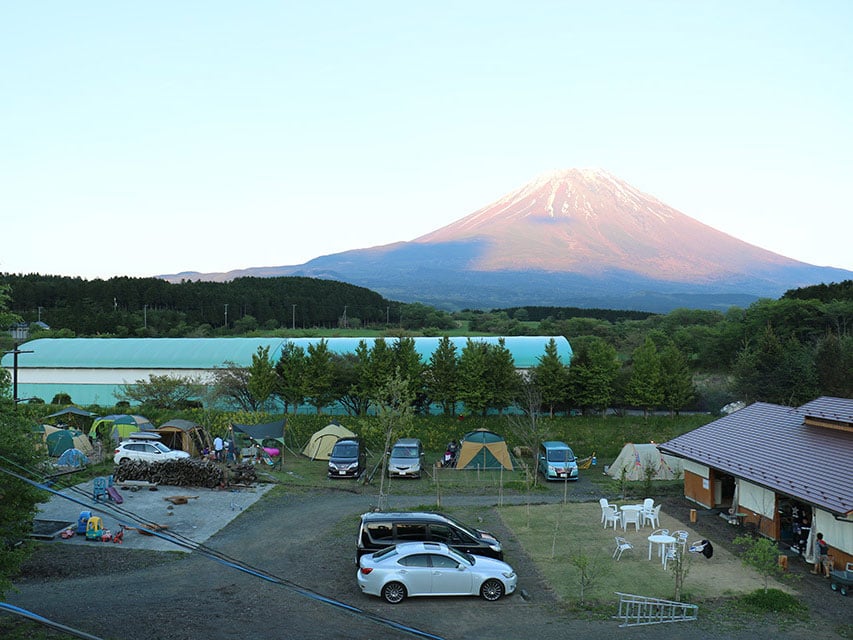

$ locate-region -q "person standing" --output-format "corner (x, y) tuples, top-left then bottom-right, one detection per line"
(813, 532), (831, 576)
(213, 435), (224, 462)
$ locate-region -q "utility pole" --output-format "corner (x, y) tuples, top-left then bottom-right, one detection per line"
(342, 305), (348, 328)
(224, 304), (229, 328)
(5, 324), (33, 410)
(386, 306), (390, 325)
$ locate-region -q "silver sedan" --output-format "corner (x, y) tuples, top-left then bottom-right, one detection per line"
(357, 541), (517, 604)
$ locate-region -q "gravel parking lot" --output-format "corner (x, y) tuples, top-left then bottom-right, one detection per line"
(6, 482), (851, 640)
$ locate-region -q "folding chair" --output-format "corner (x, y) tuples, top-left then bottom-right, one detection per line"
(613, 536), (633, 560)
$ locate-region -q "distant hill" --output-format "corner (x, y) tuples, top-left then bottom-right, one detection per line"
(162, 169), (852, 312)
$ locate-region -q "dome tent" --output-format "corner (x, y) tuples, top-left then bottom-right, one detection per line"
(605, 443), (683, 481)
(42, 425), (93, 457)
(155, 419), (213, 457)
(302, 422), (355, 461)
(89, 414), (154, 443)
(455, 429), (513, 471)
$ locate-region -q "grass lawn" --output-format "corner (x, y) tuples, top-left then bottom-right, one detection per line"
(499, 501), (785, 604)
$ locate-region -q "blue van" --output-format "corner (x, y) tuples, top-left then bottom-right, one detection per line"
(538, 441), (579, 481)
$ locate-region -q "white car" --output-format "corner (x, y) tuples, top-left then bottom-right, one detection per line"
(357, 541), (517, 604)
(114, 434), (190, 465)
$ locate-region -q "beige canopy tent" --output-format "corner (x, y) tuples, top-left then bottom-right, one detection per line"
(605, 443), (683, 481)
(302, 423), (356, 460)
(155, 419), (213, 457)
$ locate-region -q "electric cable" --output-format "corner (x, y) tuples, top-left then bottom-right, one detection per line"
(0, 457), (446, 640)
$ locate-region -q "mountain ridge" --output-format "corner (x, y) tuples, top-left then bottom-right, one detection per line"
(161, 169), (852, 312)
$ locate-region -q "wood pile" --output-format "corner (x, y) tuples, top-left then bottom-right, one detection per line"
(114, 459), (226, 488)
(228, 462), (259, 485)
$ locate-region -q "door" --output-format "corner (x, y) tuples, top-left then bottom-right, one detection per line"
(427, 553), (473, 595)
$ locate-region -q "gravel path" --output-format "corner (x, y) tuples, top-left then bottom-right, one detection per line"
(6, 485), (851, 640)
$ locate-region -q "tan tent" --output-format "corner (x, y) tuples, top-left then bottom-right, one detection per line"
(155, 419), (213, 457)
(605, 443), (683, 481)
(455, 429), (513, 471)
(302, 423), (356, 460)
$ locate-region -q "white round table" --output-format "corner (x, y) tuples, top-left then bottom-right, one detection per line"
(647, 534), (676, 562)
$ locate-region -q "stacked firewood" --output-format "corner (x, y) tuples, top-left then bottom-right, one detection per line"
(113, 459), (262, 488)
(114, 459), (226, 488)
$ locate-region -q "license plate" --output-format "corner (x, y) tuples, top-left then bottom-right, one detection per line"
(339, 470), (346, 475)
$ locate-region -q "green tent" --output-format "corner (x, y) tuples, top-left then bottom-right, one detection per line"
(43, 426), (93, 457)
(455, 429), (514, 471)
(89, 414), (155, 443)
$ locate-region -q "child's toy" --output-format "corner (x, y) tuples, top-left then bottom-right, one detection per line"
(85, 516), (104, 541)
(77, 510), (92, 535)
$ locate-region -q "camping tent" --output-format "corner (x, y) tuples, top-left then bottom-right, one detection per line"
(43, 425), (93, 456)
(57, 448), (89, 467)
(89, 414), (155, 443)
(155, 419), (213, 457)
(302, 423), (355, 460)
(605, 443), (683, 481)
(455, 429), (513, 471)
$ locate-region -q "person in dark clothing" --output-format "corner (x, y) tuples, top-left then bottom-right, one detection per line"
(814, 532), (831, 577)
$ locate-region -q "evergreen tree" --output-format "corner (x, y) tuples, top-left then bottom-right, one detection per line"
(566, 337), (620, 415)
(275, 341), (307, 413)
(426, 336), (459, 415)
(532, 337), (568, 416)
(304, 339), (337, 413)
(815, 333), (853, 398)
(625, 337), (663, 417)
(247, 346), (277, 411)
(484, 338), (520, 415)
(457, 340), (489, 415)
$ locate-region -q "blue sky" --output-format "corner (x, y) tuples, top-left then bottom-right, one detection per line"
(2, 1), (851, 279)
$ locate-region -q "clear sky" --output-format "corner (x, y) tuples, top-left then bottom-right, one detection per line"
(2, 1), (851, 279)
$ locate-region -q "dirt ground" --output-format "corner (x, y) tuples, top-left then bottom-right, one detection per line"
(5, 486), (852, 640)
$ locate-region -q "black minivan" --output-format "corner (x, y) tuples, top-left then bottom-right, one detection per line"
(328, 437), (366, 479)
(356, 511), (503, 561)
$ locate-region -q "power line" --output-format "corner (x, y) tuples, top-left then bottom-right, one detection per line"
(0, 458), (445, 640)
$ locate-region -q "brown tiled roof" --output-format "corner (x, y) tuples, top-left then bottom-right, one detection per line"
(659, 397), (853, 516)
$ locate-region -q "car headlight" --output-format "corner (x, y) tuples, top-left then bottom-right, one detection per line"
(502, 571), (515, 579)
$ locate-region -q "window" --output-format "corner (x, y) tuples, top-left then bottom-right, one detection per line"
(429, 554), (459, 569)
(398, 554), (431, 567)
(396, 523), (427, 541)
(429, 524), (459, 544)
(366, 523), (393, 542)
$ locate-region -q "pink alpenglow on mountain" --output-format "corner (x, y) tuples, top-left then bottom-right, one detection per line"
(415, 168), (798, 281)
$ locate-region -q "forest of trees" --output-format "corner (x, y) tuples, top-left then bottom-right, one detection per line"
(2, 275), (852, 414)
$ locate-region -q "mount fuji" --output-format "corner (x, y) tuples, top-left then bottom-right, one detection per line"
(162, 169), (851, 312)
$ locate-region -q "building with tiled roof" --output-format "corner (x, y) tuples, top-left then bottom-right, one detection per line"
(660, 397), (853, 569)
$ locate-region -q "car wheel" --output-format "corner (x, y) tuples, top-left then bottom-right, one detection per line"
(480, 578), (504, 601)
(381, 581), (407, 604)
(118, 458), (131, 465)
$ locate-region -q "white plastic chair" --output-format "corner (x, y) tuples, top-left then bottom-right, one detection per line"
(603, 506), (621, 529)
(599, 498), (611, 524)
(662, 543), (679, 570)
(673, 530), (689, 550)
(622, 507), (641, 531)
(650, 528), (670, 537)
(613, 536), (633, 560)
(643, 504), (661, 528)
(642, 497), (654, 514)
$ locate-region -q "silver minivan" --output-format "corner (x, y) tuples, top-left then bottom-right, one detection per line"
(387, 437), (424, 479)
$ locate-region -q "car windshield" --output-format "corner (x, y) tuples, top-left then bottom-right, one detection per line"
(444, 545), (474, 566)
(439, 513), (480, 539)
(391, 446), (418, 459)
(332, 444), (358, 457)
(372, 547), (398, 561)
(547, 449), (574, 463)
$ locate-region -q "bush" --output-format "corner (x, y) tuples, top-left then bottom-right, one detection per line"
(735, 588), (808, 617)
